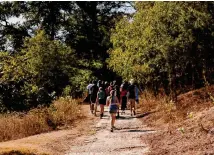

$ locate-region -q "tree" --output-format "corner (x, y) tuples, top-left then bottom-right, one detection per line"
(108, 2), (214, 99)
(0, 30), (89, 111)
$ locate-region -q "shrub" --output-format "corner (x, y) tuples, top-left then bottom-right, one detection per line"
(0, 97), (82, 142)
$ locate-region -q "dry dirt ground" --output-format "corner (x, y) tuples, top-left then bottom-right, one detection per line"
(1, 85), (213, 155)
(0, 104), (98, 154)
(140, 85), (214, 155)
(65, 109), (155, 155)
(0, 105), (154, 155)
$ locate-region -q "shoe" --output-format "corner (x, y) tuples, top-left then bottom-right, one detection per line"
(110, 127), (113, 132)
(100, 113), (103, 119)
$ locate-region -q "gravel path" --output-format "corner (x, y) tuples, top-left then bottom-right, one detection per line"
(66, 107), (155, 155)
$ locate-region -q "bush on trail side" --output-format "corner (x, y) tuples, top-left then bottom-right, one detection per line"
(0, 30), (95, 112)
(0, 97), (83, 142)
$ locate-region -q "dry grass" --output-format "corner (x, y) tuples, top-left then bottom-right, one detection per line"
(0, 148), (48, 155)
(140, 91), (178, 126)
(139, 85), (214, 127)
(0, 96), (83, 142)
(140, 86), (214, 155)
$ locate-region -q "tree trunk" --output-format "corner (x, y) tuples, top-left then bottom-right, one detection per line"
(169, 66), (177, 102)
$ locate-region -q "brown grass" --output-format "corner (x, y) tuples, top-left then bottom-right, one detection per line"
(139, 91), (179, 126)
(140, 85), (214, 127)
(0, 97), (83, 142)
(0, 148), (48, 155)
(140, 86), (214, 154)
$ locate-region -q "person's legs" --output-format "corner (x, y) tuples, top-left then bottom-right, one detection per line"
(133, 100), (136, 115)
(90, 95), (95, 114)
(94, 102), (97, 116)
(130, 99), (135, 116)
(116, 108), (120, 119)
(110, 113), (116, 132)
(100, 104), (104, 118)
(121, 96), (127, 113)
(129, 99), (132, 116)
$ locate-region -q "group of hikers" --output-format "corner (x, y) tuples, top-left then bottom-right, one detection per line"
(86, 79), (140, 132)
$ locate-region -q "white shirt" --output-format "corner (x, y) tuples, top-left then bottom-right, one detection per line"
(87, 84), (94, 94)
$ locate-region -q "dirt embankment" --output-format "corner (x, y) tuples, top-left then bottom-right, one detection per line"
(140, 85), (214, 155)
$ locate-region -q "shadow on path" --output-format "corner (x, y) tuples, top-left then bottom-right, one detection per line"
(135, 111), (156, 118)
(125, 129), (155, 133)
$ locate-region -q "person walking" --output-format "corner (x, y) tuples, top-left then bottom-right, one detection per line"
(86, 81), (93, 103)
(90, 81), (99, 114)
(107, 82), (113, 96)
(106, 90), (120, 132)
(97, 87), (106, 118)
(127, 79), (136, 116)
(120, 82), (128, 114)
(135, 83), (139, 104)
(114, 84), (120, 118)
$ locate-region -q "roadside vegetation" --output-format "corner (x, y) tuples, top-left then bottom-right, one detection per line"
(0, 150), (48, 155)
(0, 97), (83, 142)
(139, 85), (214, 154)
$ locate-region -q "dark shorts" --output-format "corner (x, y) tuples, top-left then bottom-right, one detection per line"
(90, 95), (97, 103)
(99, 99), (106, 105)
(109, 105), (118, 113)
(121, 96), (127, 110)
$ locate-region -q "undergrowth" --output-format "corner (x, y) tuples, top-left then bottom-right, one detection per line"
(0, 97), (83, 142)
(139, 86), (214, 126)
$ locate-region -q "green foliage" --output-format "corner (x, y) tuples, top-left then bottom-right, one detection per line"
(0, 2), (132, 112)
(0, 31), (93, 111)
(108, 2), (214, 97)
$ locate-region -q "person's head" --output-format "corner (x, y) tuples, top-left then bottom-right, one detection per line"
(93, 80), (97, 85)
(110, 82), (113, 86)
(110, 90), (115, 97)
(129, 79), (134, 85)
(99, 87), (103, 91)
(113, 80), (116, 86)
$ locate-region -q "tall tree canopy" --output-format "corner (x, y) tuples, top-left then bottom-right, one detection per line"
(0, 1), (132, 111)
(108, 2), (214, 99)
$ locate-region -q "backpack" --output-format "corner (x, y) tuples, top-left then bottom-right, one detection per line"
(98, 90), (105, 100)
(91, 84), (98, 97)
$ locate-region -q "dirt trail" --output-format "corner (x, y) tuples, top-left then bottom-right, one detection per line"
(66, 107), (155, 155)
(0, 105), (154, 155)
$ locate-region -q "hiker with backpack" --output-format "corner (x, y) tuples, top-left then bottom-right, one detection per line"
(96, 87), (106, 118)
(90, 81), (99, 114)
(106, 90), (120, 132)
(113, 84), (121, 118)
